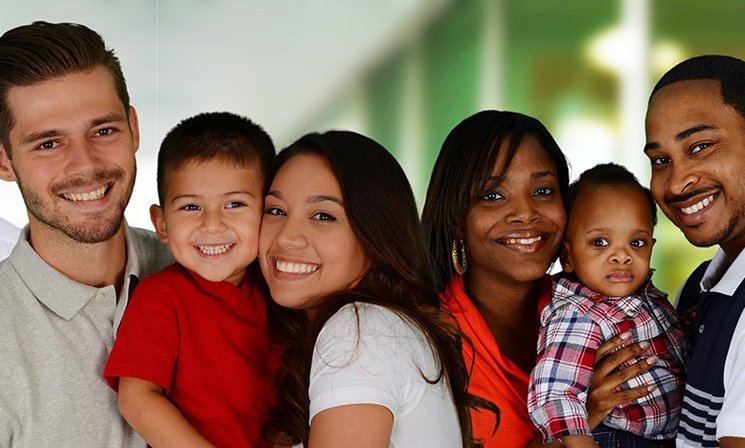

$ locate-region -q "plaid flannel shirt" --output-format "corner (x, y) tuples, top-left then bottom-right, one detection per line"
(527, 275), (687, 443)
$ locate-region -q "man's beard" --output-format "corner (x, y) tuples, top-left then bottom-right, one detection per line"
(18, 163), (136, 244)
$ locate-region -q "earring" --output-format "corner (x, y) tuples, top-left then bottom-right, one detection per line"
(451, 239), (467, 275)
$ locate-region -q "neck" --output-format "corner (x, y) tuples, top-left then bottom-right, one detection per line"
(465, 270), (541, 320)
(27, 222), (128, 294)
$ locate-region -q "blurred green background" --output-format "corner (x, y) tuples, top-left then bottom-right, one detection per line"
(298, 0), (743, 297)
(4, 0), (742, 295)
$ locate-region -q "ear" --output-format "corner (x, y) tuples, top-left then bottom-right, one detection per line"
(128, 106), (140, 154)
(560, 240), (574, 273)
(149, 204), (168, 244)
(0, 146), (17, 182)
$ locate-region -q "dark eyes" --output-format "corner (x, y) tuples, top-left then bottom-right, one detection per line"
(95, 127), (115, 137)
(265, 207), (286, 216)
(311, 212), (336, 221)
(480, 186), (554, 201)
(590, 237), (648, 248)
(226, 201), (245, 209)
(481, 191), (504, 201)
(590, 238), (609, 247)
(181, 204), (199, 211)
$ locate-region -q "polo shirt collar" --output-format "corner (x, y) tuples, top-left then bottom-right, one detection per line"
(9, 223), (144, 321)
(702, 247), (745, 296)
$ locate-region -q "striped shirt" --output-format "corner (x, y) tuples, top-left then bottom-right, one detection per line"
(676, 249), (745, 447)
(528, 275), (687, 443)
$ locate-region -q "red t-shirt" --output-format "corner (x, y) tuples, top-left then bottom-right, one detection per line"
(441, 274), (551, 448)
(105, 263), (278, 447)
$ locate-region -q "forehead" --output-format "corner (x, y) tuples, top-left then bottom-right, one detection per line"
(491, 135), (556, 176)
(165, 158), (263, 193)
(646, 79), (732, 129)
(569, 185), (652, 228)
(6, 67), (124, 137)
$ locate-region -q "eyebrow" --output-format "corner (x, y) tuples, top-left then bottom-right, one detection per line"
(266, 190), (343, 206)
(21, 113), (128, 146)
(170, 190), (257, 203)
(643, 124), (719, 152)
(486, 170), (557, 184)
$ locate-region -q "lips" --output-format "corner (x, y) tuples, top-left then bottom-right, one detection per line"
(607, 271), (633, 282)
(61, 184), (109, 202)
(679, 194), (715, 216)
(196, 243), (234, 256)
(495, 233), (549, 254)
(275, 259), (319, 274)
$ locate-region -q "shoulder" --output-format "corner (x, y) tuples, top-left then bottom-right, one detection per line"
(324, 302), (421, 340)
(125, 225), (172, 277)
(546, 278), (598, 317)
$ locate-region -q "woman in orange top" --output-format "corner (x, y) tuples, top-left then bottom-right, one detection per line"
(422, 110), (657, 447)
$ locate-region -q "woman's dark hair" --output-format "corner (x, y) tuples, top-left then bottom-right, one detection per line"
(262, 130), (494, 447)
(421, 110), (570, 293)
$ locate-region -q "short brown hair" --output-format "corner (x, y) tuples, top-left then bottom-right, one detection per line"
(0, 21), (130, 155)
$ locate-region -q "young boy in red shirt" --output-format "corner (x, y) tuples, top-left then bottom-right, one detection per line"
(105, 112), (278, 447)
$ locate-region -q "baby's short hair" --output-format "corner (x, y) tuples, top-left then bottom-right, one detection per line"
(567, 163), (657, 226)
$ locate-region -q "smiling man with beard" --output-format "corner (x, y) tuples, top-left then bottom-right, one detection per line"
(0, 22), (170, 447)
(644, 55), (745, 448)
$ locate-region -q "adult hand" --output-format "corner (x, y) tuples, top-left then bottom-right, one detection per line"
(586, 332), (656, 430)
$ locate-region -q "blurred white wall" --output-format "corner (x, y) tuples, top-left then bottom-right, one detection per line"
(0, 0), (450, 229)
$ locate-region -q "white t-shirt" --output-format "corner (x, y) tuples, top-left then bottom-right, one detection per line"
(0, 217), (20, 260)
(306, 302), (461, 447)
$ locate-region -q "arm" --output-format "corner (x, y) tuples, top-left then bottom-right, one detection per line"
(525, 333), (655, 448)
(528, 307), (601, 444)
(118, 377), (215, 448)
(308, 404), (393, 448)
(721, 438), (745, 448)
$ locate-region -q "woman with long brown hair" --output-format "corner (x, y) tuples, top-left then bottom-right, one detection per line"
(260, 130), (493, 447)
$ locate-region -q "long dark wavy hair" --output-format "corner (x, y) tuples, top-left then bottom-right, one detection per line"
(261, 130), (495, 447)
(421, 110), (570, 293)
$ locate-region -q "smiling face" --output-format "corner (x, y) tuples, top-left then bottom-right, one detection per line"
(0, 66), (139, 245)
(151, 158), (264, 285)
(259, 153), (370, 311)
(562, 185), (654, 297)
(645, 79), (745, 256)
(464, 136), (566, 289)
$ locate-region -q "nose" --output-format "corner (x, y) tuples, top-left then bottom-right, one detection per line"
(666, 159), (699, 197)
(506, 196), (540, 224)
(609, 247), (632, 264)
(200, 208), (225, 233)
(64, 139), (101, 176)
(274, 216), (308, 249)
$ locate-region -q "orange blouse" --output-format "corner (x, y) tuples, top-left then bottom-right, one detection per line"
(441, 274), (552, 448)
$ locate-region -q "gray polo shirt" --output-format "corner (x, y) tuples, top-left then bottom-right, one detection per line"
(0, 224), (171, 447)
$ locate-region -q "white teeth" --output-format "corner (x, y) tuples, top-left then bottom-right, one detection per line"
(197, 244), (232, 255)
(503, 236), (542, 245)
(681, 195), (714, 215)
(63, 185), (107, 202)
(276, 260), (319, 274)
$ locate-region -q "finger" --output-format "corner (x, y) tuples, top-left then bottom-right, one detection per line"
(596, 332), (632, 359)
(605, 355), (657, 390)
(595, 341), (651, 378)
(610, 383), (656, 407)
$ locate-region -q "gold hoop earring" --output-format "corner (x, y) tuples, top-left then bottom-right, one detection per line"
(451, 239), (467, 275)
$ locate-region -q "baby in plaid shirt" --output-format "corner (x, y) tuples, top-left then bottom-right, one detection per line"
(527, 163), (687, 448)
